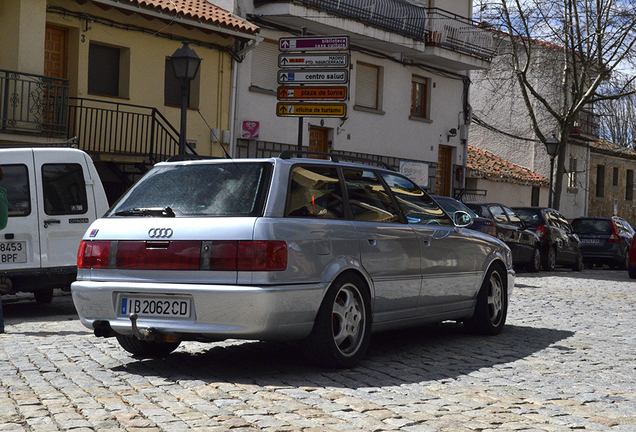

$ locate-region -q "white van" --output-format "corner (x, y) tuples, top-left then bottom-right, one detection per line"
(0, 147), (109, 303)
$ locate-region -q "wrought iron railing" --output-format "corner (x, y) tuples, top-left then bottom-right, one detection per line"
(0, 69), (69, 137)
(455, 188), (487, 203)
(68, 98), (191, 163)
(573, 109), (600, 138)
(257, 1), (495, 61)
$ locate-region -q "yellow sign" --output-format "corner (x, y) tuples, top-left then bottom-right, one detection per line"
(276, 103), (347, 118)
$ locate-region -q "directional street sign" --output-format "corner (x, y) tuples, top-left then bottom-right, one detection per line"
(276, 103), (347, 118)
(277, 69), (348, 84)
(277, 86), (347, 101)
(279, 53), (349, 68)
(279, 36), (349, 52)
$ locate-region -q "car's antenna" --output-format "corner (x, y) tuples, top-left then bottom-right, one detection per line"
(197, 110), (233, 159)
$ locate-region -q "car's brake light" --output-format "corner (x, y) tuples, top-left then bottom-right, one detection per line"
(609, 222), (621, 243)
(77, 240), (288, 271)
(486, 221), (497, 237)
(535, 225), (548, 238)
(238, 241), (287, 271)
(77, 240), (111, 269)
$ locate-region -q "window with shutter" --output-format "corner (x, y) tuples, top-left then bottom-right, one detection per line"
(250, 41), (279, 92)
(355, 62), (381, 110)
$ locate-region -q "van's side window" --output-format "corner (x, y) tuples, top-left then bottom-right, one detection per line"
(0, 164), (31, 217)
(42, 164), (88, 215)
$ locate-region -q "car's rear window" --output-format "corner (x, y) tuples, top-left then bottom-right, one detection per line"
(108, 162), (271, 217)
(571, 219), (612, 235)
(514, 208), (542, 227)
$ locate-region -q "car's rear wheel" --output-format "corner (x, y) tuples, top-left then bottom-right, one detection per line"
(303, 273), (371, 368)
(526, 247), (541, 273)
(116, 334), (181, 358)
(464, 265), (507, 335)
(543, 247), (556, 271)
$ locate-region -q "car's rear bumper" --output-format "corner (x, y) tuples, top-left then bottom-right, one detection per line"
(71, 280), (329, 341)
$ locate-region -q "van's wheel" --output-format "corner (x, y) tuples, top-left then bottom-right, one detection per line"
(303, 273), (371, 368)
(464, 265), (507, 335)
(34, 288), (54, 304)
(543, 247), (556, 271)
(116, 335), (181, 358)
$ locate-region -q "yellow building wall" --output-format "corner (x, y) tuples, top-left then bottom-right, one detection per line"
(0, 0), (47, 74)
(45, 0), (235, 157)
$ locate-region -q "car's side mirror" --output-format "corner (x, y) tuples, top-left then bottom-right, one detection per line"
(454, 211), (472, 228)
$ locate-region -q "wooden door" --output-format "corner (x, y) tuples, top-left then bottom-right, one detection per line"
(309, 127), (329, 154)
(436, 145), (453, 196)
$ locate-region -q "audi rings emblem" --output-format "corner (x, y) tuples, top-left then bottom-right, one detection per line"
(148, 228), (173, 238)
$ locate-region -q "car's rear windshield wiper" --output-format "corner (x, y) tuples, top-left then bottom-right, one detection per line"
(113, 207), (175, 217)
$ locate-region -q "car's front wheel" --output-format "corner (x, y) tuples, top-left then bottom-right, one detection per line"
(526, 247), (541, 273)
(116, 334), (181, 358)
(303, 273), (372, 368)
(543, 247), (557, 271)
(464, 265), (507, 335)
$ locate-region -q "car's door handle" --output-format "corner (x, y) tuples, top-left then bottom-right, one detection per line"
(422, 239), (431, 247)
(367, 238), (377, 246)
(43, 219), (61, 228)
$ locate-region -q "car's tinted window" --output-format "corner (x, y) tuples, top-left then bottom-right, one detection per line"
(286, 165), (345, 219)
(42, 163), (88, 215)
(0, 164), (30, 217)
(503, 206), (523, 227)
(553, 212), (572, 232)
(489, 205), (509, 224)
(572, 219), (612, 235)
(343, 169), (400, 223)
(108, 162), (271, 217)
(434, 197), (478, 218)
(381, 173), (452, 226)
(514, 208), (542, 227)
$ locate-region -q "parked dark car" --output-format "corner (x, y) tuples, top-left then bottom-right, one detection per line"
(432, 196), (496, 237)
(570, 217), (634, 269)
(512, 207), (584, 271)
(629, 236), (636, 279)
(467, 203), (542, 272)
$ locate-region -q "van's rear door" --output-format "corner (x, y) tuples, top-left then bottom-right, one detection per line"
(0, 149), (40, 270)
(33, 149), (98, 269)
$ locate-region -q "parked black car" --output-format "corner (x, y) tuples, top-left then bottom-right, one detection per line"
(432, 196), (496, 237)
(467, 203), (542, 272)
(512, 207), (583, 271)
(629, 236), (636, 279)
(570, 217), (634, 269)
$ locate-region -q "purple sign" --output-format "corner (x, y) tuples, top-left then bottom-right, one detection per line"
(279, 36), (349, 52)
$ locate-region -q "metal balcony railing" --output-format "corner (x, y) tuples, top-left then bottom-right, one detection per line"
(68, 98), (191, 163)
(0, 69), (69, 138)
(258, 1), (495, 61)
(574, 109), (600, 138)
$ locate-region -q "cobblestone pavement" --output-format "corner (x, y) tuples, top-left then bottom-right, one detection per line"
(1, 269), (635, 432)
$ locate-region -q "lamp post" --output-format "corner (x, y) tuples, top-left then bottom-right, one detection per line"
(170, 42), (201, 155)
(545, 135), (560, 208)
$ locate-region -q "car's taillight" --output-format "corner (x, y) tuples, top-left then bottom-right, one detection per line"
(77, 240), (288, 271)
(486, 221), (497, 237)
(535, 225), (548, 238)
(77, 240), (111, 269)
(609, 222), (621, 243)
(238, 241), (287, 271)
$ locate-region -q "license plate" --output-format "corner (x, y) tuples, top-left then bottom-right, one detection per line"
(581, 239), (600, 244)
(0, 241), (27, 264)
(120, 296), (192, 318)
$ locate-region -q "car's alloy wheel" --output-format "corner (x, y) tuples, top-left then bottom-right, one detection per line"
(527, 247), (541, 273)
(465, 265), (507, 335)
(303, 274), (371, 368)
(543, 247), (556, 271)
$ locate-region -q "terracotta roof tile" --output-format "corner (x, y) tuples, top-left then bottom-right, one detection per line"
(590, 140), (636, 160)
(467, 145), (548, 186)
(123, 0), (259, 34)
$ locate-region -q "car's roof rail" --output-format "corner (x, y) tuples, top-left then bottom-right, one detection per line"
(166, 154), (221, 162)
(278, 150), (395, 171)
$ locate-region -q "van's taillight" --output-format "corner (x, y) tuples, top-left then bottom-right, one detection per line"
(77, 240), (287, 271)
(78, 240), (111, 269)
(535, 225), (548, 238)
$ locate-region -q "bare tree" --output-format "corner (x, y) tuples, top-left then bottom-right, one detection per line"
(474, 0), (636, 210)
(596, 75), (636, 149)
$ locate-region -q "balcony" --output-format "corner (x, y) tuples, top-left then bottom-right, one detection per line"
(571, 109), (600, 139)
(253, 0), (494, 70)
(0, 69), (69, 138)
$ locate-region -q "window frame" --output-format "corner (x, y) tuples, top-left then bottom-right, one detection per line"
(354, 61), (382, 111)
(88, 42), (129, 98)
(626, 169), (634, 201)
(596, 164), (605, 198)
(410, 75), (430, 120)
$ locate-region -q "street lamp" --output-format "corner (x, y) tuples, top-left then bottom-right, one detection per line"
(545, 135), (560, 208)
(170, 42), (201, 155)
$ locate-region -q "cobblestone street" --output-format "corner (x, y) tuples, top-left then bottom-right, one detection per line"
(1, 269), (635, 431)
